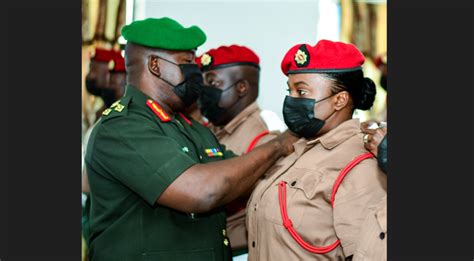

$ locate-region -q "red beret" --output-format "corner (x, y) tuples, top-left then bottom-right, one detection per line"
(373, 53), (387, 68)
(281, 39), (365, 75)
(110, 50), (126, 73)
(196, 45), (260, 72)
(92, 48), (114, 62)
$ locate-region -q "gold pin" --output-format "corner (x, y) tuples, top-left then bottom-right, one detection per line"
(294, 49), (308, 65)
(108, 60), (115, 70)
(114, 103), (124, 112)
(201, 53), (212, 66)
(102, 108), (112, 116)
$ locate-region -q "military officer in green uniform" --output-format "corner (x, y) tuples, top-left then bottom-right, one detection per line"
(84, 17), (298, 261)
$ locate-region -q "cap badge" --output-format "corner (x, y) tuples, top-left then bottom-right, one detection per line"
(201, 53), (212, 66)
(108, 60), (115, 70)
(294, 49), (308, 65)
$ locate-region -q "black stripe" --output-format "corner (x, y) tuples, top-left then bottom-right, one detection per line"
(201, 62), (260, 72)
(287, 66), (362, 74)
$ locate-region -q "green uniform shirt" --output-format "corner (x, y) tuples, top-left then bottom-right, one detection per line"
(85, 85), (235, 261)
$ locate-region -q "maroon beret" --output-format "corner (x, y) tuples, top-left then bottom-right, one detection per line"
(92, 48), (114, 63)
(281, 39), (365, 75)
(196, 45), (260, 72)
(110, 50), (126, 73)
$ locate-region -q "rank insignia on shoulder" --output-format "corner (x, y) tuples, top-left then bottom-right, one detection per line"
(114, 103), (125, 112)
(102, 108), (112, 116)
(205, 148), (223, 157)
(146, 99), (171, 122)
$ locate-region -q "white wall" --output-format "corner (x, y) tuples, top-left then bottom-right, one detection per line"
(133, 0), (340, 120)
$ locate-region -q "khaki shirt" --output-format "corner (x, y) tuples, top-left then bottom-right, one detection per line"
(353, 195), (387, 261)
(246, 119), (387, 260)
(213, 102), (277, 155)
(213, 102), (279, 252)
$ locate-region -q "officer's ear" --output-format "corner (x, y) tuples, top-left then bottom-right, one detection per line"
(236, 80), (249, 97)
(148, 55), (161, 77)
(334, 91), (350, 111)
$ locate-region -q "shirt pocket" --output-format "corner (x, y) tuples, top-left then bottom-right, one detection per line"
(262, 168), (322, 229)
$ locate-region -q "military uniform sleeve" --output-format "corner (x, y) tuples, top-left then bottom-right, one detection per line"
(332, 159), (387, 257)
(352, 195), (387, 261)
(90, 118), (197, 206)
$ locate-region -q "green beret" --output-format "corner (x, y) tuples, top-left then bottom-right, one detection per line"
(121, 17), (206, 51)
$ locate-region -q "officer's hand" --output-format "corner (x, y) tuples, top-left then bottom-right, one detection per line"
(361, 125), (387, 157)
(275, 130), (300, 156)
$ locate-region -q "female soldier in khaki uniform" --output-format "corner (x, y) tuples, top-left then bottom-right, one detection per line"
(246, 40), (387, 260)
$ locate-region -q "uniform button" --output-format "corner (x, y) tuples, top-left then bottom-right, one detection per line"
(254, 204), (257, 211)
(252, 241), (255, 248)
(199, 155), (203, 160)
(222, 229), (226, 236)
(291, 181), (296, 186)
(224, 238), (229, 246)
(379, 232), (385, 240)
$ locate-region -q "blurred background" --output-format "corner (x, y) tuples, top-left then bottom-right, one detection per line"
(82, 0), (387, 141)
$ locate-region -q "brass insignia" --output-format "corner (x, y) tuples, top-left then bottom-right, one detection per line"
(108, 60), (115, 70)
(201, 53), (212, 66)
(114, 103), (124, 112)
(102, 108), (112, 116)
(223, 238), (229, 246)
(294, 50), (308, 65)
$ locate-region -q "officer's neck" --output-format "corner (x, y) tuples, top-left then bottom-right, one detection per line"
(130, 77), (176, 115)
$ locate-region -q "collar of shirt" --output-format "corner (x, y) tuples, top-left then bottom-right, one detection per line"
(215, 101), (260, 136)
(306, 118), (361, 149)
(124, 84), (176, 120)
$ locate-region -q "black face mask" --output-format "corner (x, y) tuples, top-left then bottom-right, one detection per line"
(85, 79), (103, 96)
(100, 89), (118, 108)
(198, 82), (237, 123)
(282, 94), (335, 138)
(155, 56), (204, 107)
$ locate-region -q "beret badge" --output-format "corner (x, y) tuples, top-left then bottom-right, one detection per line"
(108, 60), (115, 70)
(201, 53), (212, 66)
(294, 50), (307, 65)
(294, 45), (310, 67)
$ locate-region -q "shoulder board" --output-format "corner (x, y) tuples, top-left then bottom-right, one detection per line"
(100, 96), (131, 121)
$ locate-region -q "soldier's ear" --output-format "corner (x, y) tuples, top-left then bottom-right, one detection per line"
(148, 55), (161, 77)
(236, 80), (249, 97)
(334, 91), (350, 110)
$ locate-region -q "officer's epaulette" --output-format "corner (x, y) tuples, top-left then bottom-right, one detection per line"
(100, 96), (131, 121)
